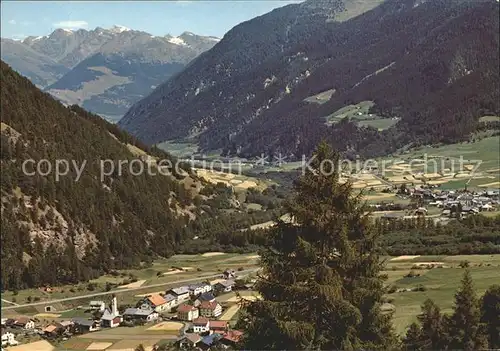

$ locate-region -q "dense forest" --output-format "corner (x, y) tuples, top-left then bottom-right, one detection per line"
(180, 211), (500, 257)
(377, 215), (500, 255)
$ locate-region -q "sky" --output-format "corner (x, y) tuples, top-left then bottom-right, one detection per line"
(1, 1), (302, 41)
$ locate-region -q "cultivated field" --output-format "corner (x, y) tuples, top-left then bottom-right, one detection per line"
(57, 328), (169, 350)
(8, 340), (55, 351)
(194, 168), (269, 192)
(321, 100), (398, 130)
(478, 115), (500, 123)
(382, 254), (500, 335)
(267, 136), (498, 194)
(219, 304), (240, 321)
(147, 321), (183, 333)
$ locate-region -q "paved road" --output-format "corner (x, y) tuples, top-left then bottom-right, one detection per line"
(0, 268), (259, 311)
(371, 173), (394, 187)
(1, 298), (19, 306)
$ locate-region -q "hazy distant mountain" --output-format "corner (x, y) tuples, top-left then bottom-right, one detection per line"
(0, 38), (69, 87)
(119, 0), (499, 158)
(1, 26), (220, 122)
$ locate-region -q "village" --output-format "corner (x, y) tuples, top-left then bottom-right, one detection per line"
(370, 185), (500, 222)
(1, 269), (256, 351)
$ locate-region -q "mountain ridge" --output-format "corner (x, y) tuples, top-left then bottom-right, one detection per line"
(1, 26), (220, 121)
(119, 0), (499, 158)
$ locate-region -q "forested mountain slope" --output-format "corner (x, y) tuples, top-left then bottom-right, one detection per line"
(120, 0), (499, 158)
(0, 61), (200, 290)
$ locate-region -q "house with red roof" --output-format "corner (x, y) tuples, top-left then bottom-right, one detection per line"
(208, 320), (228, 334)
(140, 294), (169, 312)
(221, 330), (244, 347)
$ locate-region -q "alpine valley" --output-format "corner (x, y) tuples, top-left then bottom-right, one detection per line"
(1, 26), (219, 122)
(119, 0), (500, 158)
(1, 1), (500, 350)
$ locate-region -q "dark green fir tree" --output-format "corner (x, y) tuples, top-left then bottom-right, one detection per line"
(403, 298), (447, 351)
(418, 299), (447, 350)
(447, 269), (487, 350)
(241, 142), (396, 350)
(480, 284), (500, 349)
(403, 322), (422, 351)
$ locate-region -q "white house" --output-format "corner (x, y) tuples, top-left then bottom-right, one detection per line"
(167, 286), (190, 304)
(222, 269), (236, 279)
(1, 331), (18, 347)
(176, 334), (202, 349)
(164, 294), (178, 311)
(189, 283), (212, 296)
(176, 304), (199, 321)
(192, 317), (210, 333)
(199, 300), (222, 318)
(481, 203), (494, 211)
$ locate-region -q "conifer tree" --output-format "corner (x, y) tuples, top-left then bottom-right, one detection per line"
(447, 269), (487, 350)
(418, 299), (447, 350)
(403, 298), (448, 350)
(480, 285), (500, 349)
(241, 142), (396, 350)
(403, 322), (422, 350)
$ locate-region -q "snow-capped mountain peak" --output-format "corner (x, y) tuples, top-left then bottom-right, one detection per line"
(168, 36), (187, 46)
(109, 25), (130, 33)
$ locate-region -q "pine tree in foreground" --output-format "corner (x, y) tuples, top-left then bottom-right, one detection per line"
(480, 284), (500, 349)
(402, 322), (422, 350)
(402, 299), (447, 350)
(241, 142), (396, 350)
(418, 299), (447, 350)
(447, 269), (487, 350)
